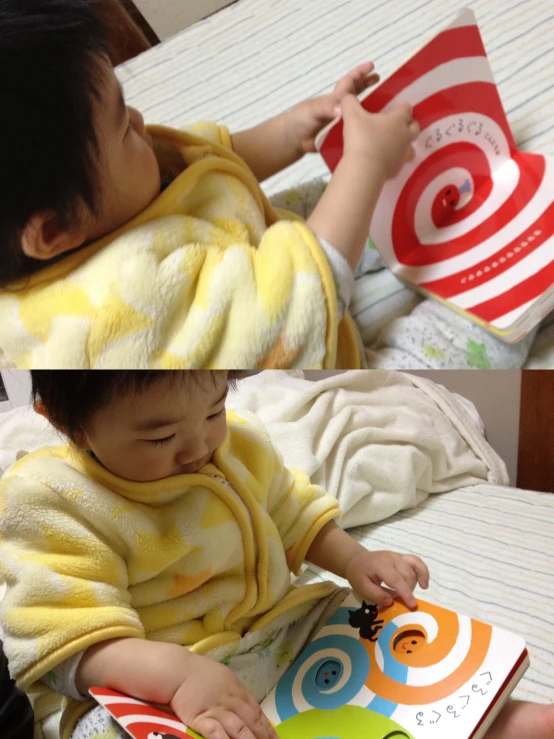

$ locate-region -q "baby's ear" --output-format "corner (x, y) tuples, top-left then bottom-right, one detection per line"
(33, 399), (63, 432)
(21, 211), (87, 260)
(33, 398), (67, 434)
(33, 398), (48, 419)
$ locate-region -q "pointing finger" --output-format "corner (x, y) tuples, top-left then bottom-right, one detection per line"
(408, 119), (421, 140)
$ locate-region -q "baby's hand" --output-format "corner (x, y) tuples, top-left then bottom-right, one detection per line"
(344, 549), (430, 609)
(341, 94), (420, 180)
(171, 652), (277, 739)
(289, 62), (381, 155)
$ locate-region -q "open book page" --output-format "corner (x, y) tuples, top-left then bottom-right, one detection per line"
(90, 593), (528, 739)
(317, 9), (554, 339)
(261, 593), (528, 739)
(89, 688), (196, 739)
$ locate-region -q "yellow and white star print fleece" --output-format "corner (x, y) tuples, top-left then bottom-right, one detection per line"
(0, 410), (340, 734)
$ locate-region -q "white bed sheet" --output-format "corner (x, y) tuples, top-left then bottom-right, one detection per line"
(300, 482), (554, 705)
(117, 0), (554, 367)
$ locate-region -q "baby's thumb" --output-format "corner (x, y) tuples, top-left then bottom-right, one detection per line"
(340, 93), (362, 118)
(387, 102), (414, 123)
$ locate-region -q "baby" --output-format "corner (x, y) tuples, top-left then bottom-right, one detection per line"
(0, 370), (551, 739)
(0, 0), (418, 369)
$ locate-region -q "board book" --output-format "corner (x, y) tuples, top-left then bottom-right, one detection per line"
(90, 592), (529, 739)
(315, 8), (554, 343)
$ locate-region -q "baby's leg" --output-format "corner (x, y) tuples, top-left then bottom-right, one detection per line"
(350, 263), (421, 347)
(214, 589), (349, 703)
(484, 700), (554, 739)
(268, 178), (329, 220)
(365, 298), (537, 370)
(71, 704), (127, 739)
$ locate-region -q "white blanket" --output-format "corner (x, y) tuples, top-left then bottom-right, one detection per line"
(228, 371), (509, 528)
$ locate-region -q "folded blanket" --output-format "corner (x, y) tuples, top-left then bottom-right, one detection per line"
(228, 370), (509, 528)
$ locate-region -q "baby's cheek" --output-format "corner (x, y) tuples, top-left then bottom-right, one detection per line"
(212, 418), (229, 451)
(143, 144), (162, 195)
(125, 143), (160, 213)
(142, 448), (173, 475)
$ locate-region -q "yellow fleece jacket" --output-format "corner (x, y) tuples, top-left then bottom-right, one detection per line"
(0, 410), (340, 735)
(0, 122), (361, 369)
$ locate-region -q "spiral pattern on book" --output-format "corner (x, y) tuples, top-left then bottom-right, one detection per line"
(273, 599), (492, 723)
(88, 688), (200, 739)
(318, 9), (554, 337)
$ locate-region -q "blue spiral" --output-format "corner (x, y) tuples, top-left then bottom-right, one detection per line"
(275, 634), (370, 722)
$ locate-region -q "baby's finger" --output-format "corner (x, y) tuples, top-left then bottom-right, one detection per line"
(350, 61), (376, 78)
(385, 570), (418, 608)
(408, 119), (421, 141)
(340, 93), (363, 118)
(195, 717), (232, 739)
(359, 578), (394, 607)
(358, 72), (380, 93)
(395, 562), (419, 591)
(243, 693), (278, 739)
(220, 710), (259, 739)
(232, 697), (275, 739)
(390, 102), (414, 122)
(335, 62), (375, 94)
(404, 555), (430, 588)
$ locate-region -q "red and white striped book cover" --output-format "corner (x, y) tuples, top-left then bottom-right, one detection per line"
(89, 687), (199, 739)
(316, 8), (554, 342)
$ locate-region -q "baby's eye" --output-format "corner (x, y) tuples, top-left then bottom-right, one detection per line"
(147, 434), (175, 446)
(208, 408), (225, 421)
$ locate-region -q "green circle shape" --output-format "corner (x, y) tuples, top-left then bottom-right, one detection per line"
(275, 705), (415, 739)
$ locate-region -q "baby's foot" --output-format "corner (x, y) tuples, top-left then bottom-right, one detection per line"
(485, 700), (554, 739)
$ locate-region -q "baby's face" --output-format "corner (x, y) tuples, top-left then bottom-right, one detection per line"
(81, 375), (229, 482)
(82, 56), (161, 243)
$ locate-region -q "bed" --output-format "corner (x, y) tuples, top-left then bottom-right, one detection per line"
(116, 0), (554, 368)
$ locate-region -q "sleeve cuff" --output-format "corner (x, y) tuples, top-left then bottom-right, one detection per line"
(289, 506), (342, 576)
(41, 649), (87, 701)
(317, 238), (355, 320)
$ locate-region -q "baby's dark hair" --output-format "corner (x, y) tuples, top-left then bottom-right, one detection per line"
(31, 371), (242, 441)
(0, 0), (110, 288)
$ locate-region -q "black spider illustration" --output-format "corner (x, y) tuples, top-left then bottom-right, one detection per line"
(348, 601), (384, 642)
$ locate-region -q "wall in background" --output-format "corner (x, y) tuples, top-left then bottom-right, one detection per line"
(133, 0), (237, 41)
(0, 371), (32, 410)
(408, 371), (521, 485)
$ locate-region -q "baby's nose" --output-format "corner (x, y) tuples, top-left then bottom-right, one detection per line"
(176, 438), (209, 465)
